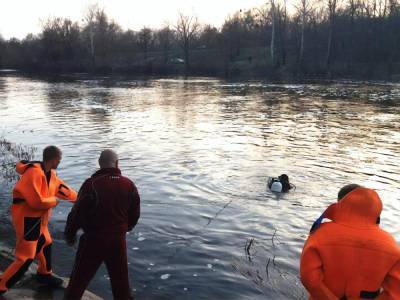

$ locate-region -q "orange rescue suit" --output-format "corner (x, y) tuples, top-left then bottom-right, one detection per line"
(0, 161), (77, 292)
(300, 187), (400, 300)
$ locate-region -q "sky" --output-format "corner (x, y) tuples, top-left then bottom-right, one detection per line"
(0, 0), (267, 40)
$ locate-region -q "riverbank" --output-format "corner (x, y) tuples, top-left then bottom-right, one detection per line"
(5, 64), (400, 83)
(3, 50), (400, 83)
(0, 245), (101, 300)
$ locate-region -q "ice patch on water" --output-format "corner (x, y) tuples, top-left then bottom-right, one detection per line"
(132, 247), (139, 250)
(138, 237), (146, 241)
(207, 264), (213, 269)
(161, 274), (170, 280)
(184, 288), (188, 291)
(167, 241), (174, 245)
(193, 274), (198, 277)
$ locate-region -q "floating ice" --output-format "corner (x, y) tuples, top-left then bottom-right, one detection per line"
(161, 274), (170, 280)
(149, 263), (154, 266)
(193, 274), (198, 277)
(132, 247), (139, 250)
(207, 264), (213, 269)
(167, 242), (174, 245)
(184, 288), (188, 291)
(138, 237), (146, 241)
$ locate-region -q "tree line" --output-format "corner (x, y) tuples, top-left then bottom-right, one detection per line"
(0, 1), (399, 79)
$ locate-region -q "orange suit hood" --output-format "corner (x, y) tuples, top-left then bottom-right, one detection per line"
(15, 160), (42, 175)
(300, 187), (400, 300)
(323, 187), (382, 228)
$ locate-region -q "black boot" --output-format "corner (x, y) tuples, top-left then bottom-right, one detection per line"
(35, 273), (64, 287)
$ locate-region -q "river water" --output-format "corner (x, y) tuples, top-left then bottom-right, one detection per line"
(0, 73), (400, 299)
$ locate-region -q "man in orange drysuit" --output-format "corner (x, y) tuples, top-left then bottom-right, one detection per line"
(0, 146), (77, 295)
(300, 184), (400, 300)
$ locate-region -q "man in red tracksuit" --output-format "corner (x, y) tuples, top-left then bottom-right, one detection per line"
(63, 149), (140, 300)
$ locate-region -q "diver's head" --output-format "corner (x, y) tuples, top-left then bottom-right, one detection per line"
(279, 174), (291, 192)
(279, 174), (289, 183)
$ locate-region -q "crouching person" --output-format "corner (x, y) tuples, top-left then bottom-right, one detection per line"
(300, 184), (400, 299)
(64, 150), (140, 300)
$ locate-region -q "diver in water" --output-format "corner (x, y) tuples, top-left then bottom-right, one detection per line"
(268, 174), (293, 193)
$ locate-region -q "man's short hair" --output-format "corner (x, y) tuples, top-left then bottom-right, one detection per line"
(43, 146), (62, 162)
(99, 149), (118, 168)
(338, 184), (361, 201)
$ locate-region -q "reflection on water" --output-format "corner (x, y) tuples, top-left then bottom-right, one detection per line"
(1, 74), (400, 299)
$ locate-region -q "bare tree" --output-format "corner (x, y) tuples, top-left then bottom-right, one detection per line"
(40, 17), (80, 63)
(326, 0), (340, 72)
(138, 27), (153, 61)
(199, 25), (219, 49)
(174, 12), (200, 71)
(270, 0), (277, 65)
(0, 34), (5, 67)
(157, 25), (173, 64)
(83, 4), (100, 67)
(347, 0), (359, 70)
(278, 0), (288, 65)
(296, 0), (312, 70)
(221, 13), (243, 62)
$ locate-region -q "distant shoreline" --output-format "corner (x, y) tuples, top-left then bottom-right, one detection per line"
(1, 68), (400, 84)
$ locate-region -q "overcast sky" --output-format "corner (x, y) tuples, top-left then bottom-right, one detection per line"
(0, 0), (268, 39)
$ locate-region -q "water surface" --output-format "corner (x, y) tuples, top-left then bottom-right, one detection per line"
(1, 74), (400, 299)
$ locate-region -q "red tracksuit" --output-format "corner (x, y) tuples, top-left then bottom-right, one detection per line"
(64, 168), (140, 300)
